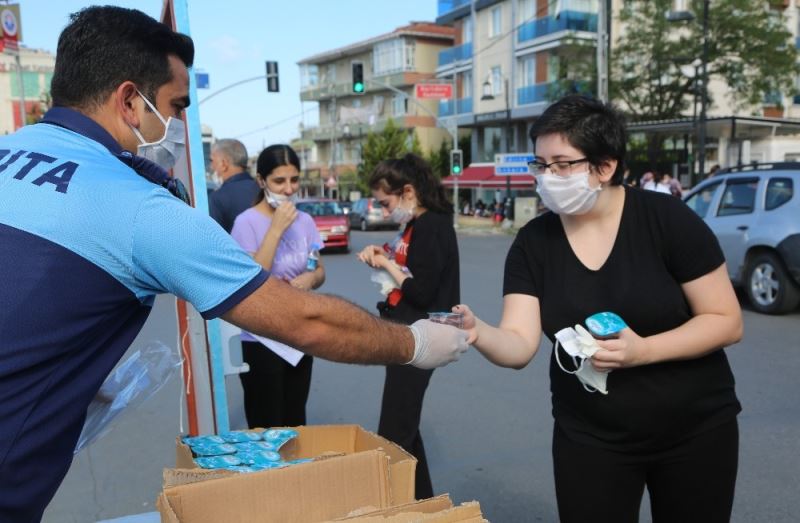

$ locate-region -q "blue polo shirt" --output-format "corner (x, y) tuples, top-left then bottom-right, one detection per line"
(0, 108), (268, 522)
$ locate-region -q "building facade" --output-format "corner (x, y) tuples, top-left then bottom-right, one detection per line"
(0, 47), (55, 135)
(436, 0), (597, 202)
(298, 22), (455, 190)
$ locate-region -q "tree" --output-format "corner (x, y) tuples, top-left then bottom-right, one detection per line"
(357, 118), (420, 190)
(611, 0), (799, 121)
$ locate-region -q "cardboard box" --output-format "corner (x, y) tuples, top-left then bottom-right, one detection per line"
(329, 495), (487, 522)
(158, 450), (392, 523)
(175, 425), (416, 505)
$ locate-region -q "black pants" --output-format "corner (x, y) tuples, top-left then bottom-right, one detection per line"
(378, 364), (435, 500)
(239, 340), (313, 429)
(553, 419), (739, 523)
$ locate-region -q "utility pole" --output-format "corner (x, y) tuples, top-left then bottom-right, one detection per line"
(328, 95), (337, 199)
(596, 0), (610, 102)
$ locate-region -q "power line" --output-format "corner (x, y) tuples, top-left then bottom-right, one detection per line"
(233, 110), (306, 139)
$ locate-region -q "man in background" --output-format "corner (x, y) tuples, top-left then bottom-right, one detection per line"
(208, 138), (259, 232)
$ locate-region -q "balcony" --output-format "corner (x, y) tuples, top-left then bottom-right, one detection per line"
(439, 97), (473, 117)
(300, 83), (357, 102)
(517, 81), (591, 106)
(518, 11), (598, 44)
(438, 42), (473, 68)
(437, 0), (470, 15)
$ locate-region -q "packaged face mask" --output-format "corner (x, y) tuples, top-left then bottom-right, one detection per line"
(236, 450), (282, 466)
(188, 442), (238, 456)
(194, 455), (242, 469)
(233, 440), (278, 452)
(219, 430), (261, 443)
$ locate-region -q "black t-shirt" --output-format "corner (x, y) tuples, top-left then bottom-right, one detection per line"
(381, 210), (460, 325)
(503, 187), (741, 451)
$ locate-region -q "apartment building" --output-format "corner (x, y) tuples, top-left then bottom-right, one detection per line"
(436, 0), (597, 201)
(0, 47), (55, 134)
(298, 22), (455, 184)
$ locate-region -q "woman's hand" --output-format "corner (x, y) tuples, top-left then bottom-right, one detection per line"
(289, 271), (316, 291)
(590, 327), (651, 370)
(357, 245), (389, 269)
(452, 304), (478, 344)
(269, 201), (297, 236)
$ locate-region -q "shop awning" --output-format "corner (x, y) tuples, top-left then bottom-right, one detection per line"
(442, 163), (536, 188)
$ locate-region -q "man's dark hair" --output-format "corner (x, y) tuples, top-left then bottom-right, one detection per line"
(529, 95), (627, 185)
(50, 6), (194, 110)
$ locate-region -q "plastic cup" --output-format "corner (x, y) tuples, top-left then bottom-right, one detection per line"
(427, 312), (464, 329)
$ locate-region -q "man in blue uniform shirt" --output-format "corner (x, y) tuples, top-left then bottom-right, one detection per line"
(0, 7), (468, 522)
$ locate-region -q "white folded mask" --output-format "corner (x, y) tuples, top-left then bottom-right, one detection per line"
(554, 325), (609, 394)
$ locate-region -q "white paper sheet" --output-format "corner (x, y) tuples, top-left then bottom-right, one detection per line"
(252, 334), (305, 367)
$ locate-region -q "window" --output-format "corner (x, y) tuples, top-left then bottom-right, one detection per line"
(463, 16), (473, 43)
(392, 94), (408, 116)
(717, 178), (758, 217)
(519, 0), (536, 22)
(300, 65), (319, 90)
(765, 177), (793, 210)
(489, 6), (502, 38)
(320, 64), (336, 85)
(547, 55), (560, 82)
(491, 66), (503, 96)
(685, 181), (721, 218)
(373, 38), (415, 76)
(462, 70), (473, 98)
(482, 127), (503, 161)
(519, 56), (536, 87)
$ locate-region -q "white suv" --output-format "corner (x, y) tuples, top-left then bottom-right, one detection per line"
(683, 163), (800, 314)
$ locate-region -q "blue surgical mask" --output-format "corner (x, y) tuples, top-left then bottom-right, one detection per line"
(129, 90), (186, 170)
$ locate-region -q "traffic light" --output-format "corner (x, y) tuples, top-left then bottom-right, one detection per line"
(450, 149), (463, 175)
(352, 62), (364, 94)
(266, 61), (279, 93)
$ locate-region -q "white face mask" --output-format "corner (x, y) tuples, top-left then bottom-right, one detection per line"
(390, 198), (415, 224)
(554, 325), (609, 394)
(535, 171), (601, 215)
(265, 189), (297, 208)
(129, 90), (186, 170)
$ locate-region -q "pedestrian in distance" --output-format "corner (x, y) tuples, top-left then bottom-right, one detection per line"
(231, 144), (323, 429)
(208, 138), (260, 233)
(454, 95), (743, 523)
(357, 153), (460, 500)
(0, 7), (468, 522)
(642, 170), (673, 194)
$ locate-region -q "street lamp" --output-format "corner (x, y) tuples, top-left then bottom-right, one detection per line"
(668, 0), (710, 184)
(480, 76), (513, 217)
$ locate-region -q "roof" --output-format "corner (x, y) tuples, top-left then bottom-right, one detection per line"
(298, 22), (454, 65)
(441, 163), (536, 189)
(627, 116), (800, 139)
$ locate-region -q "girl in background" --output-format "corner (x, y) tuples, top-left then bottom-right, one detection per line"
(357, 153), (460, 499)
(231, 144), (324, 428)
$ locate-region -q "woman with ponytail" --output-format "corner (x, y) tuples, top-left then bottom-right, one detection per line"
(357, 153), (460, 499)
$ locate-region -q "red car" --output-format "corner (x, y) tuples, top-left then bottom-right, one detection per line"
(295, 199), (350, 253)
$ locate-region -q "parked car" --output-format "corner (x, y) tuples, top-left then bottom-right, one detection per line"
(348, 197), (399, 231)
(682, 162), (800, 314)
(339, 200), (353, 215)
(295, 198), (350, 253)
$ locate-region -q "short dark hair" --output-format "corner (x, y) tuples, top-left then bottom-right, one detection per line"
(254, 144), (301, 205)
(529, 95), (627, 185)
(50, 6), (194, 110)
(369, 153), (453, 215)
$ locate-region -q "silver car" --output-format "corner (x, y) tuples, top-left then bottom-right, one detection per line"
(347, 197), (400, 231)
(683, 163), (800, 314)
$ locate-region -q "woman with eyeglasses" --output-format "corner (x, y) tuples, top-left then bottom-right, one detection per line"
(357, 153), (460, 500)
(455, 96), (743, 523)
(230, 144), (324, 429)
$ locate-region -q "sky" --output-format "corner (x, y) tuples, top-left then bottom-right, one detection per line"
(15, 0), (438, 157)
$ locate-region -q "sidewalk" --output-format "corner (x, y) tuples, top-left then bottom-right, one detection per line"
(454, 215), (515, 235)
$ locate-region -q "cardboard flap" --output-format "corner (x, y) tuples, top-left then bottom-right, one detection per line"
(330, 495), (454, 521)
(160, 450), (392, 523)
(162, 467), (235, 488)
(422, 502), (485, 522)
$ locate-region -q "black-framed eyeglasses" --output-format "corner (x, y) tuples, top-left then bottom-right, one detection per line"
(527, 157), (589, 176)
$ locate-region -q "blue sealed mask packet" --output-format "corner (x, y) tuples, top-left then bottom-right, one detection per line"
(189, 442), (238, 456)
(219, 430), (261, 443)
(194, 455), (241, 469)
(585, 312), (627, 339)
(233, 440), (278, 452)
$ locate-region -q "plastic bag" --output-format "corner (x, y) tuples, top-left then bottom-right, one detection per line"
(369, 262), (411, 296)
(74, 341), (181, 454)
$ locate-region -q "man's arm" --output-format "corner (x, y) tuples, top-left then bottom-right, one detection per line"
(222, 276), (416, 365)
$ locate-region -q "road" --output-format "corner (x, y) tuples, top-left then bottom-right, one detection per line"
(44, 229), (800, 522)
